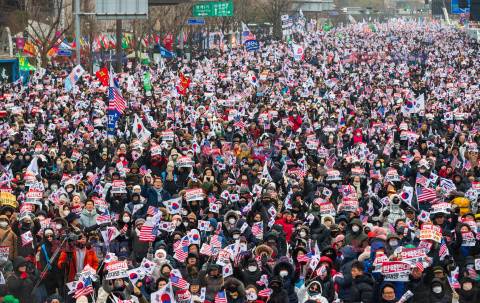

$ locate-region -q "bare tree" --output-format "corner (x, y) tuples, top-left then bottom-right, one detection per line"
(19, 0), (73, 67)
(257, 0), (292, 38)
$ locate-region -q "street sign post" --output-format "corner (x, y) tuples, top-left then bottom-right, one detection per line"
(188, 19), (205, 25)
(193, 2), (233, 17)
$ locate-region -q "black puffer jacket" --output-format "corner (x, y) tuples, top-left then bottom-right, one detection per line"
(457, 276), (480, 303)
(267, 276), (290, 303)
(310, 217), (331, 250)
(6, 256), (39, 303)
(350, 273), (375, 303)
(404, 266), (434, 303)
(429, 278), (453, 303)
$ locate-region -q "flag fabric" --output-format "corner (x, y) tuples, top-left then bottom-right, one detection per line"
(215, 290), (228, 303)
(252, 222), (263, 235)
(143, 72), (152, 92)
(139, 222), (156, 242)
(177, 73), (191, 95)
(416, 187), (437, 202)
(109, 77), (126, 114)
(133, 114), (151, 143)
(297, 254), (312, 263)
(73, 276), (94, 298)
(95, 67), (109, 86)
(234, 116), (246, 129)
(210, 235), (222, 247)
(169, 272), (188, 288)
(416, 262), (424, 272)
(416, 173), (428, 187)
(439, 238), (449, 260)
(21, 231), (33, 246)
(96, 210), (111, 225)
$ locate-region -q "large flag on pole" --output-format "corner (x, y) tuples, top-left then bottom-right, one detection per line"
(242, 22), (259, 52)
(107, 67), (126, 136)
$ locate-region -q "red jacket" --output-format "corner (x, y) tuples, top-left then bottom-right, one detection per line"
(58, 248), (98, 282)
(274, 217), (294, 241)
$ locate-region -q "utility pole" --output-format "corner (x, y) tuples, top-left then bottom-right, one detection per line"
(75, 0), (81, 65)
(116, 20), (123, 73)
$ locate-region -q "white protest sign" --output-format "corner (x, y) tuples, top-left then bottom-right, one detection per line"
(381, 261), (411, 282)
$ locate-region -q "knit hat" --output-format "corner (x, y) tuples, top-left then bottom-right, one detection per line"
(335, 234), (345, 243)
(187, 212), (197, 221)
(372, 226), (387, 240)
(135, 218), (146, 226)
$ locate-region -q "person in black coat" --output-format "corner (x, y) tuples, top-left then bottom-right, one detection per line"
(457, 276), (480, 303)
(350, 261), (374, 303)
(267, 276), (289, 303)
(404, 262), (434, 303)
(6, 256), (39, 303)
(429, 278), (454, 303)
(233, 258), (266, 288)
(273, 257), (298, 303)
(39, 228), (63, 297)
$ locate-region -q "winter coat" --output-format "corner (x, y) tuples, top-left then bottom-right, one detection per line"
(0, 223), (17, 260)
(267, 276), (290, 303)
(350, 273), (375, 303)
(404, 266), (435, 303)
(141, 185), (172, 208)
(343, 218), (369, 252)
(78, 208), (99, 228)
(429, 278), (453, 303)
(273, 257), (299, 303)
(235, 218), (257, 249)
(58, 247), (98, 282)
(297, 281), (328, 303)
(334, 246), (357, 302)
(225, 277), (246, 303)
(198, 269), (223, 301)
(6, 256), (39, 303)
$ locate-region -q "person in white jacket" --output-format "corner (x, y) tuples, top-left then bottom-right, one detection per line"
(297, 281), (329, 303)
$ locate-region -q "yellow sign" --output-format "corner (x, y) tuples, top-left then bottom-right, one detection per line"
(0, 192), (17, 208)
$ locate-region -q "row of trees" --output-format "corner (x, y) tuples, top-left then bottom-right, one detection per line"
(0, 0), (294, 68)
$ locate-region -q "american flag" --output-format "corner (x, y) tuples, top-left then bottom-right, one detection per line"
(73, 276), (94, 298)
(139, 222), (156, 242)
(439, 238), (449, 260)
(464, 159), (472, 171)
(325, 154), (337, 169)
(252, 222), (263, 235)
(234, 116), (245, 129)
(297, 254), (312, 263)
(448, 277), (461, 289)
(416, 173), (428, 187)
(88, 173), (99, 185)
(147, 206), (159, 216)
(200, 243), (213, 256)
(416, 187), (437, 202)
(96, 210), (111, 225)
(215, 290), (228, 303)
(415, 261), (424, 272)
(389, 223), (396, 233)
(109, 77), (126, 114)
(210, 235), (222, 247)
(21, 231), (33, 246)
(370, 170), (379, 179)
(174, 236), (189, 251)
(258, 288), (273, 298)
(170, 273), (188, 288)
(85, 119), (94, 132)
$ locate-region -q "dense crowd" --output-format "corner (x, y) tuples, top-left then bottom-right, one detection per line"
(0, 18), (478, 303)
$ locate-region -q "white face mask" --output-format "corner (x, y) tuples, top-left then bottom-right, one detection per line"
(248, 266), (257, 272)
(56, 224), (63, 230)
(389, 240), (398, 247)
(123, 217), (130, 223)
(419, 169), (426, 174)
(0, 222), (7, 228)
(300, 232), (306, 237)
(38, 216), (45, 220)
(66, 187), (74, 193)
(63, 211), (70, 216)
(229, 218), (235, 224)
(433, 286), (442, 294)
(352, 226), (360, 233)
(233, 234), (239, 239)
(280, 270), (288, 277)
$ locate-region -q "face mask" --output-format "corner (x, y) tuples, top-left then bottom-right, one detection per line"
(352, 226), (360, 233)
(280, 270), (288, 277)
(123, 217), (130, 223)
(115, 281), (124, 288)
(372, 216), (379, 221)
(419, 169), (426, 173)
(66, 187), (74, 193)
(56, 224), (63, 230)
(63, 211), (70, 216)
(229, 218), (235, 224)
(233, 234), (239, 240)
(183, 222), (189, 227)
(299, 231), (307, 237)
(307, 177), (313, 181)
(38, 216), (45, 220)
(389, 240), (398, 247)
(332, 183), (337, 188)
(375, 164), (381, 168)
(51, 185), (57, 190)
(433, 286), (442, 294)
(120, 157), (125, 161)
(248, 266), (257, 272)
(0, 222), (7, 228)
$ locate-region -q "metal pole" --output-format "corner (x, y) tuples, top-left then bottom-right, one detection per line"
(116, 20), (123, 73)
(75, 0), (81, 65)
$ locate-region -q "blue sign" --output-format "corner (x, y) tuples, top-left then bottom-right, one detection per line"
(289, 15), (296, 19)
(188, 19), (205, 25)
(245, 40), (259, 52)
(451, 0), (470, 14)
(58, 49), (71, 56)
(331, 12), (339, 15)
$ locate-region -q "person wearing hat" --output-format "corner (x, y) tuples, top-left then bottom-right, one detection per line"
(199, 263), (223, 301)
(11, 212), (40, 259)
(5, 256), (38, 303)
(385, 233), (401, 256)
(266, 276), (289, 303)
(224, 277), (246, 303)
(126, 163), (144, 187)
(344, 218), (369, 252)
(0, 215), (17, 261)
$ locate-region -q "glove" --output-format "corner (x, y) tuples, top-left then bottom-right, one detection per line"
(20, 272), (28, 279)
(382, 209), (390, 217)
(148, 247), (154, 255)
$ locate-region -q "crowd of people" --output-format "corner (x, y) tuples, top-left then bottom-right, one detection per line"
(0, 18), (478, 303)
